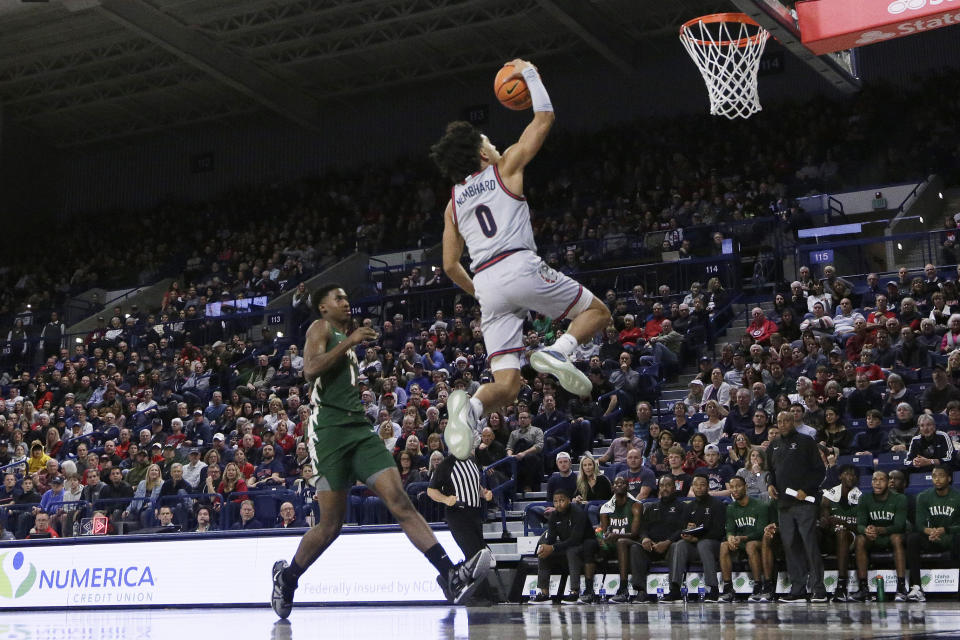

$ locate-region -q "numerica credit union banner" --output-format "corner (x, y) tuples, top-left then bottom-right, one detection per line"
(0, 530), (463, 609)
(796, 0), (960, 54)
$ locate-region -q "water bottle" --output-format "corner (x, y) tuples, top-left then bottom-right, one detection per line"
(875, 575), (885, 603)
(529, 586), (537, 599)
(595, 526), (606, 551)
(698, 585), (706, 602)
(598, 584), (606, 600)
(657, 586), (664, 601)
(681, 584), (688, 603)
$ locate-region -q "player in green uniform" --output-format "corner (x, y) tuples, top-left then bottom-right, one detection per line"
(601, 476), (643, 603)
(906, 465), (960, 601)
(756, 500), (782, 602)
(271, 284), (490, 618)
(819, 465), (861, 602)
(719, 475), (770, 601)
(850, 470), (908, 601)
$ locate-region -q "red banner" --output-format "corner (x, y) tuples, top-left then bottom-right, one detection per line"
(796, 0), (960, 54)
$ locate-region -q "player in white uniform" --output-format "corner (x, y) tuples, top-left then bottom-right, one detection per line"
(430, 58), (611, 460)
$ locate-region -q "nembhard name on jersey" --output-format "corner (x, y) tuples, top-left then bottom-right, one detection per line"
(455, 179), (498, 207)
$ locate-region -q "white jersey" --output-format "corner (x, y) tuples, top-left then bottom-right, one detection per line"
(451, 164), (537, 273)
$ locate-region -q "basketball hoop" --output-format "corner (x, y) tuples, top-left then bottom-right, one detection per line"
(679, 13), (770, 120)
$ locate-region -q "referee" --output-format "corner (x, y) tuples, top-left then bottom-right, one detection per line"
(766, 410), (827, 602)
(428, 451), (496, 602)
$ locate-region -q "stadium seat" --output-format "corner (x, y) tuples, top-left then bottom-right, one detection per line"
(907, 473), (935, 495)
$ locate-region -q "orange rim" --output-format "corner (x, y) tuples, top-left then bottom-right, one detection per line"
(679, 12), (766, 48)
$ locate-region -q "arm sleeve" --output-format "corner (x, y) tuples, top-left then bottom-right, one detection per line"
(889, 495), (907, 534)
(747, 503), (770, 542)
(856, 497), (869, 534)
(940, 432), (956, 463)
(705, 501), (726, 540)
(428, 460), (448, 492)
(915, 492), (928, 530)
(904, 436), (920, 466)
(553, 508), (587, 552)
(725, 505), (736, 539)
(532, 428), (544, 451)
(805, 437), (826, 495)
(544, 511), (559, 546)
(949, 497), (960, 535)
(670, 503), (690, 542)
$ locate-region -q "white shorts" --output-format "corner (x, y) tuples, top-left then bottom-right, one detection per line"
(472, 250), (595, 369)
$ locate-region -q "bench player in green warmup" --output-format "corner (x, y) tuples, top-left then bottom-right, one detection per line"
(271, 284), (490, 617)
(819, 465), (861, 602)
(905, 465), (960, 601)
(599, 476), (643, 603)
(719, 475), (770, 601)
(850, 470), (908, 601)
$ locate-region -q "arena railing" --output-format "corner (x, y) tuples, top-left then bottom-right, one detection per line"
(793, 228), (956, 280)
(356, 253), (744, 325)
(535, 216), (779, 265)
(484, 455), (518, 537)
(0, 305), (289, 381)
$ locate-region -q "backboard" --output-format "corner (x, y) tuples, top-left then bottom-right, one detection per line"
(729, 0), (861, 93)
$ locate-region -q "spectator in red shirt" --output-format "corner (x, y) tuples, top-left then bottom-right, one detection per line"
(939, 314), (960, 353)
(233, 449), (256, 480)
(293, 405), (310, 439)
(746, 307), (779, 345)
(166, 418), (187, 448)
(274, 421), (296, 455)
(115, 428), (132, 459)
(866, 294), (896, 328)
(855, 347), (885, 382)
(26, 511), (60, 538)
(845, 315), (875, 361)
(217, 462), (249, 503)
(643, 303), (666, 340)
(619, 314), (644, 348)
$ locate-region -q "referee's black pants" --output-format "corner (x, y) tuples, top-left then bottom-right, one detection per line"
(445, 505), (496, 601)
(446, 505), (486, 559)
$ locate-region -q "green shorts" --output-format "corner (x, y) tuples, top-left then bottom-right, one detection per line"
(308, 422), (396, 492)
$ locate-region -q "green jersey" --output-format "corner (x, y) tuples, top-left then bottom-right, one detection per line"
(310, 326), (366, 428)
(857, 491), (907, 534)
(822, 484), (861, 528)
(916, 487), (960, 535)
(725, 497), (770, 542)
(600, 495), (639, 535)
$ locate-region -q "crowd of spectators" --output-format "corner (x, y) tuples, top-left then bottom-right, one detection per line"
(4, 71), (960, 354)
(0, 71), (959, 604)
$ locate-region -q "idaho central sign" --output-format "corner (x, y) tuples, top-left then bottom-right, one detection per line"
(796, 0), (960, 54)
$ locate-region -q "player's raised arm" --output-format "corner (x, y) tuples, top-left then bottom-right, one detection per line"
(442, 201), (476, 298)
(498, 59), (555, 181)
(303, 318), (375, 382)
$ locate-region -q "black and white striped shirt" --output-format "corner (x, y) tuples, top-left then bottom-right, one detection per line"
(430, 455), (483, 508)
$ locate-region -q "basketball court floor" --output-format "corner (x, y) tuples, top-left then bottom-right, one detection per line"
(4, 602), (960, 639)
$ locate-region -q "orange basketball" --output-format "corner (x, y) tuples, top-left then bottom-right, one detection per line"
(494, 64), (531, 111)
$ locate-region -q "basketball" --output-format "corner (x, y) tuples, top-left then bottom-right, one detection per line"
(494, 64), (531, 110)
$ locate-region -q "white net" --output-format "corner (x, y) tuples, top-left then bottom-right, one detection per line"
(680, 15), (770, 120)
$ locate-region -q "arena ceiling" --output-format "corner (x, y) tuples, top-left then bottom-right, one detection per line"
(0, 0), (729, 148)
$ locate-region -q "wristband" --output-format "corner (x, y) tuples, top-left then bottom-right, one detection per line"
(521, 67), (553, 113)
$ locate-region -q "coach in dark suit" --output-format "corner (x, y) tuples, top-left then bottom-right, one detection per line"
(767, 410), (827, 602)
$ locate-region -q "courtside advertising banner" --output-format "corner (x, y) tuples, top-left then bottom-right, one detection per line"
(0, 531), (463, 609)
